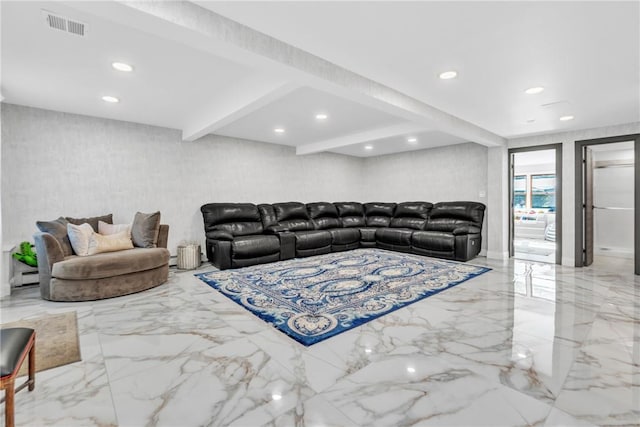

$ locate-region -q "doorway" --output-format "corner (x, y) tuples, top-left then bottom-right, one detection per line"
(575, 134), (640, 274)
(509, 144), (562, 264)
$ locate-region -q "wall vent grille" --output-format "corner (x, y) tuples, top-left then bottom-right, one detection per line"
(42, 10), (86, 37)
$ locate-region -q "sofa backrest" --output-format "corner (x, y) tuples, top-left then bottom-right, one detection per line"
(427, 201), (486, 232)
(200, 203), (263, 236)
(306, 202), (341, 230)
(257, 204), (278, 229)
(389, 202), (433, 230)
(273, 202), (313, 231)
(334, 202), (366, 228)
(364, 202), (397, 227)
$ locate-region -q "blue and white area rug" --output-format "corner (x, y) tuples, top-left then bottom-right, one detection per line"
(196, 249), (490, 346)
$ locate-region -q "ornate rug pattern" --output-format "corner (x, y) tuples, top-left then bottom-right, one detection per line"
(1, 311), (81, 375)
(197, 249), (490, 346)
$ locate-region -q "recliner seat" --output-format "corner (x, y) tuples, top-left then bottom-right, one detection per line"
(273, 202), (332, 257)
(376, 202), (433, 253)
(201, 200), (485, 270)
(308, 202), (360, 252)
(411, 202), (484, 261)
(201, 203), (280, 269)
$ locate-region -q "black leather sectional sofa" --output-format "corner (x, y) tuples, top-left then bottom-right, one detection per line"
(200, 201), (485, 270)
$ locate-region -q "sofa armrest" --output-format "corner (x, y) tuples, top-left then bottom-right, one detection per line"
(452, 225), (481, 235)
(157, 224), (170, 248)
(265, 225), (289, 234)
(206, 230), (234, 241)
(33, 232), (65, 300)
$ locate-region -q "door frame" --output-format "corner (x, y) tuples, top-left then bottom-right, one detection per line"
(574, 133), (640, 274)
(508, 144), (563, 265)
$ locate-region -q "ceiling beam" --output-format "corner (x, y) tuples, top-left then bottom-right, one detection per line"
(296, 123), (427, 155)
(65, 0), (506, 147)
(182, 79), (297, 142)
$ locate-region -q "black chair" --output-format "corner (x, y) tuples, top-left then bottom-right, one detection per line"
(0, 328), (35, 427)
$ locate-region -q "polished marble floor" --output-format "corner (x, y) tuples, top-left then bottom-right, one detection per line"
(0, 252), (638, 426)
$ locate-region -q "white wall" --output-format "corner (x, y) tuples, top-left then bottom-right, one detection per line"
(1, 104), (364, 259)
(362, 142), (488, 202)
(508, 122), (640, 266)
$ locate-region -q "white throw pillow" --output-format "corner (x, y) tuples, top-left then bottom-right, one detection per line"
(87, 230), (134, 255)
(98, 220), (132, 238)
(67, 223), (94, 256)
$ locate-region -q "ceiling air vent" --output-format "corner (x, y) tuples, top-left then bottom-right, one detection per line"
(42, 10), (86, 37)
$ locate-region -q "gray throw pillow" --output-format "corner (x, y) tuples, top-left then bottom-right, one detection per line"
(131, 211), (161, 248)
(36, 217), (74, 257)
(66, 214), (113, 232)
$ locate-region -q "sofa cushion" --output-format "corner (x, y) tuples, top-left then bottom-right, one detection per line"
(364, 202), (396, 227)
(232, 235), (280, 259)
(201, 203), (264, 236)
(132, 211), (161, 248)
(87, 231), (134, 255)
(335, 202), (366, 228)
(427, 218), (476, 233)
(66, 214), (113, 233)
(307, 202), (341, 230)
(294, 230), (332, 250)
(412, 231), (455, 252)
(328, 228), (360, 245)
(52, 248), (169, 280)
(390, 202), (432, 230)
(376, 228), (413, 246)
(67, 223), (94, 256)
(273, 202), (313, 231)
(258, 204), (278, 229)
(36, 217), (74, 257)
(99, 221), (132, 238)
(427, 202), (485, 232)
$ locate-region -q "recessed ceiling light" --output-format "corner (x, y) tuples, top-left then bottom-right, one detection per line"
(271, 393), (282, 401)
(112, 62), (133, 72)
(364, 145), (373, 150)
(274, 127), (285, 134)
(101, 95), (119, 103)
(407, 137), (418, 143)
(439, 70), (457, 80)
(315, 113), (328, 120)
(559, 115), (574, 121)
(406, 367), (416, 373)
(364, 348), (372, 354)
(524, 86), (544, 95)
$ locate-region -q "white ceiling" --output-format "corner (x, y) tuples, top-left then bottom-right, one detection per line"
(201, 1), (640, 137)
(2, 1), (638, 158)
(1, 1), (260, 131)
(214, 86), (405, 147)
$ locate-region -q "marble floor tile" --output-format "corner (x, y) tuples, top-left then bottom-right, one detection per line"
(109, 337), (315, 427)
(318, 352), (553, 426)
(262, 394), (357, 427)
(1, 252), (638, 426)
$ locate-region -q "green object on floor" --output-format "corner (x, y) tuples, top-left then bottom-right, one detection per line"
(12, 241), (38, 267)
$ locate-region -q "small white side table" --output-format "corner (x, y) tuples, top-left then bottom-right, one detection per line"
(177, 244), (201, 270)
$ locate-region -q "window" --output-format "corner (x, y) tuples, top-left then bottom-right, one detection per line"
(513, 175), (526, 208)
(531, 174), (556, 210)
